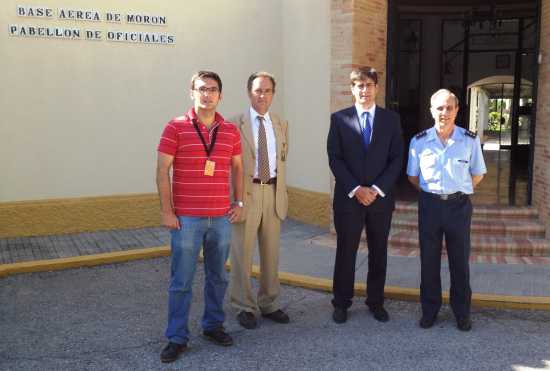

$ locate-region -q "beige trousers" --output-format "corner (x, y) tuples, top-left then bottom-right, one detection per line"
(230, 183), (281, 315)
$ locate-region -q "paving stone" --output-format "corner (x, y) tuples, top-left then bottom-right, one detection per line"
(53, 236), (75, 258)
(133, 229), (156, 248)
(84, 233), (102, 254)
(81, 235), (96, 255)
(116, 230), (138, 249)
(106, 231), (124, 251)
(37, 236), (53, 260)
(0, 238), (8, 264)
(47, 235), (62, 259)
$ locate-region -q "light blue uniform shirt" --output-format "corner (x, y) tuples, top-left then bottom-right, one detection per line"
(406, 126), (487, 195)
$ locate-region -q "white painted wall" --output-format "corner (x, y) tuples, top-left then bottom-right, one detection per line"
(282, 0), (331, 194)
(1, 0), (331, 201)
(0, 0), (285, 201)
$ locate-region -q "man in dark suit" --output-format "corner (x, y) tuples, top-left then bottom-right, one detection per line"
(327, 67), (403, 324)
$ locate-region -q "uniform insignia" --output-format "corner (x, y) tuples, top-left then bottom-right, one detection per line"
(464, 129), (477, 138)
(415, 130), (428, 139)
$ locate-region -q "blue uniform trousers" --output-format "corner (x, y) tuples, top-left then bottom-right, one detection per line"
(418, 191), (472, 320)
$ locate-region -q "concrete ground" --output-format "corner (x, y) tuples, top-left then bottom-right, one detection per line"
(1, 258), (549, 371)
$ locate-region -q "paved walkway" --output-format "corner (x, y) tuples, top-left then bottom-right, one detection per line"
(1, 219), (549, 299)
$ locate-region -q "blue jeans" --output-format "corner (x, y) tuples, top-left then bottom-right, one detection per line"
(165, 216), (231, 345)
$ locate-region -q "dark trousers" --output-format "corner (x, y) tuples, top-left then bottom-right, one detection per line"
(418, 192), (473, 319)
(332, 207), (393, 310)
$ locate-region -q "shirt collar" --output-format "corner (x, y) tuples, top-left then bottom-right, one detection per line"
(250, 107), (271, 125)
(186, 108), (224, 128)
(426, 125), (464, 143)
(426, 127), (438, 142)
(450, 126), (464, 142)
(355, 103), (376, 120)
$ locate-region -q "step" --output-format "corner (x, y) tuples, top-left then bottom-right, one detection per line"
(395, 201), (539, 220)
(391, 216), (546, 239)
(388, 231), (550, 257)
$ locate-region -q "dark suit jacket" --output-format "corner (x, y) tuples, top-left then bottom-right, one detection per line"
(327, 105), (404, 213)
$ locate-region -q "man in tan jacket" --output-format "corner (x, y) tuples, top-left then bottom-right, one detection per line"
(230, 71), (290, 329)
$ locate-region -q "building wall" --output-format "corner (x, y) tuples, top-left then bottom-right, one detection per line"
(0, 0), (284, 202)
(282, 0), (331, 194)
(534, 0), (550, 232)
(330, 0), (388, 112)
(0, 0), (335, 236)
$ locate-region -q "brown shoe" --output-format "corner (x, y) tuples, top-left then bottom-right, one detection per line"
(262, 309), (290, 324)
(237, 311), (257, 329)
(203, 327), (233, 346)
(160, 342), (187, 363)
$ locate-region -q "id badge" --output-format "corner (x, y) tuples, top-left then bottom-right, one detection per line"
(204, 160), (216, 176)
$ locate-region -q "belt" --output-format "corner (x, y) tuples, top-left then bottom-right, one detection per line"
(253, 177), (277, 185)
(422, 191), (466, 201)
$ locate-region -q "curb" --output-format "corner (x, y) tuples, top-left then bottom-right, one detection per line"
(0, 247), (170, 277)
(1, 247), (549, 311)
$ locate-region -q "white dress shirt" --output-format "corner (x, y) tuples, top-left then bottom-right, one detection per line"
(250, 107), (277, 179)
(348, 103), (386, 198)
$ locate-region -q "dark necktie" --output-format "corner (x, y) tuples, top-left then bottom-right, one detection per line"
(362, 111), (372, 150)
(257, 116), (270, 183)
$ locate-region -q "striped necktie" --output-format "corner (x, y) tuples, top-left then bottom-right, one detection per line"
(257, 116), (270, 183)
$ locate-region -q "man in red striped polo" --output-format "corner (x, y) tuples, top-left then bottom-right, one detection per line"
(156, 71), (243, 363)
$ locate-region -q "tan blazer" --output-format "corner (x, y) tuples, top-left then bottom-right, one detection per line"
(234, 111), (289, 220)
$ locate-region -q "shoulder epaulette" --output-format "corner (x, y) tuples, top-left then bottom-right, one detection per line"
(415, 130), (428, 139)
(464, 129), (477, 138)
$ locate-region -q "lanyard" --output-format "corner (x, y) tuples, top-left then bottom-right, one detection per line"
(192, 119), (219, 158)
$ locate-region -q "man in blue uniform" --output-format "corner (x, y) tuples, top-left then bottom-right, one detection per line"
(407, 89), (486, 331)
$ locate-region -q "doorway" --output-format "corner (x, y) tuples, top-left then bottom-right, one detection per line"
(388, 0), (539, 205)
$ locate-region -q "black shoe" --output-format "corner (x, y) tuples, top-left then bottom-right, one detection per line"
(203, 327), (233, 346)
(332, 307), (347, 324)
(369, 306), (389, 322)
(456, 316), (472, 332)
(419, 315), (437, 329)
(237, 311), (258, 329)
(160, 342), (187, 363)
(262, 309), (290, 324)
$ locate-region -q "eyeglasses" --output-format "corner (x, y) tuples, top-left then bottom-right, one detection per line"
(354, 83), (376, 91)
(194, 86), (220, 95)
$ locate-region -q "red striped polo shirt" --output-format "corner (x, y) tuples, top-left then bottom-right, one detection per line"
(157, 108), (241, 217)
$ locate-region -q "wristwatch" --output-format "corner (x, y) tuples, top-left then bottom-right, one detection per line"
(235, 200), (244, 207)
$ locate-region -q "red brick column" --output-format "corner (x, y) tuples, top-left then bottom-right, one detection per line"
(534, 0), (550, 231)
(352, 0), (388, 105)
(330, 0), (388, 112)
(331, 0), (354, 113)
